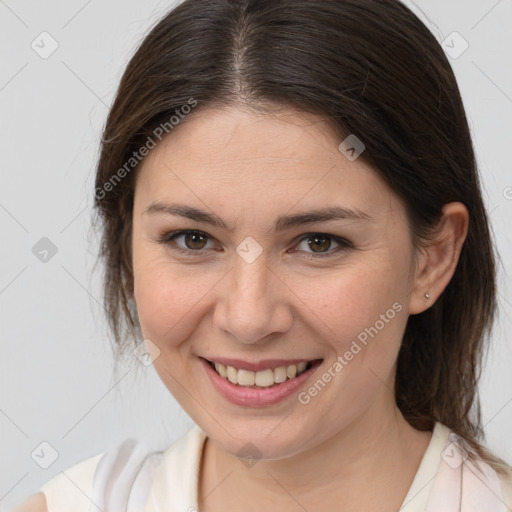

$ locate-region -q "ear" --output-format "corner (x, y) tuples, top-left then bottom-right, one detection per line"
(408, 202), (469, 315)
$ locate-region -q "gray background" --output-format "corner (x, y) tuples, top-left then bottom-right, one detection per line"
(1, 0), (511, 508)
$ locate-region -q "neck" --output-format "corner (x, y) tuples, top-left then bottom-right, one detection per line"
(198, 396), (432, 511)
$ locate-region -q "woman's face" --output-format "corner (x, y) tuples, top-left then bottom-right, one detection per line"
(132, 106), (422, 459)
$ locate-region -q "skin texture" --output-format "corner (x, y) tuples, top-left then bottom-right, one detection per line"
(130, 106), (469, 511)
(18, 106), (468, 511)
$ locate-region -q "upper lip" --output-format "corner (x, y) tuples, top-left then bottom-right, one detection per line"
(202, 356), (322, 372)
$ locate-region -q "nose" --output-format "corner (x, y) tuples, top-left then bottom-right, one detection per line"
(212, 254), (294, 344)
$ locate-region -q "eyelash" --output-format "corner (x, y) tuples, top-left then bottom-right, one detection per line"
(156, 229), (353, 259)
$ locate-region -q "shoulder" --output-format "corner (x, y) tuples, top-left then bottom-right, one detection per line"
(37, 451), (103, 512)
(28, 437), (149, 512)
(18, 428), (205, 512)
(10, 451), (102, 512)
(442, 427), (512, 510)
(10, 492), (48, 512)
(405, 423), (512, 511)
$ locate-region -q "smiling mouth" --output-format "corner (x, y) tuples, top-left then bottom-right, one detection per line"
(204, 358), (322, 388)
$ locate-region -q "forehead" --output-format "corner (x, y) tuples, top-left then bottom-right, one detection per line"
(134, 106), (402, 219)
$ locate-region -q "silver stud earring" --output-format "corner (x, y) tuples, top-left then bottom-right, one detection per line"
(425, 292), (430, 299)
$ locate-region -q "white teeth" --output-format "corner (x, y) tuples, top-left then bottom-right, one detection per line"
(227, 365), (238, 384)
(255, 369), (274, 387)
(237, 369), (255, 386)
(286, 365), (297, 379)
(211, 361), (313, 387)
(274, 367), (287, 383)
(214, 362), (228, 378)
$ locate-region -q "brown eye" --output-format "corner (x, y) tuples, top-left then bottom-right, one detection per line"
(158, 230), (214, 253)
(183, 232), (208, 250)
(307, 235), (332, 253)
(294, 233), (353, 258)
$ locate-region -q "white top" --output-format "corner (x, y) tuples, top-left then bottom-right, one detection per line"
(38, 422), (512, 511)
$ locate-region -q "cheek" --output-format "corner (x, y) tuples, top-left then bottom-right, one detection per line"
(291, 264), (410, 405)
(296, 267), (408, 413)
(132, 253), (224, 350)
(134, 267), (192, 343)
(292, 262), (408, 345)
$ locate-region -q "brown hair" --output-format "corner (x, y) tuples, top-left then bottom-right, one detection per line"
(93, 0), (510, 475)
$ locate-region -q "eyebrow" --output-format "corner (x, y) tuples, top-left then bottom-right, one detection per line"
(144, 201), (372, 232)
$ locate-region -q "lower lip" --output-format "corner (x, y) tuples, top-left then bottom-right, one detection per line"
(200, 357), (322, 407)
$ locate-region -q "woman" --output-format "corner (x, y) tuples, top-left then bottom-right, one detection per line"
(15, 0), (512, 510)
